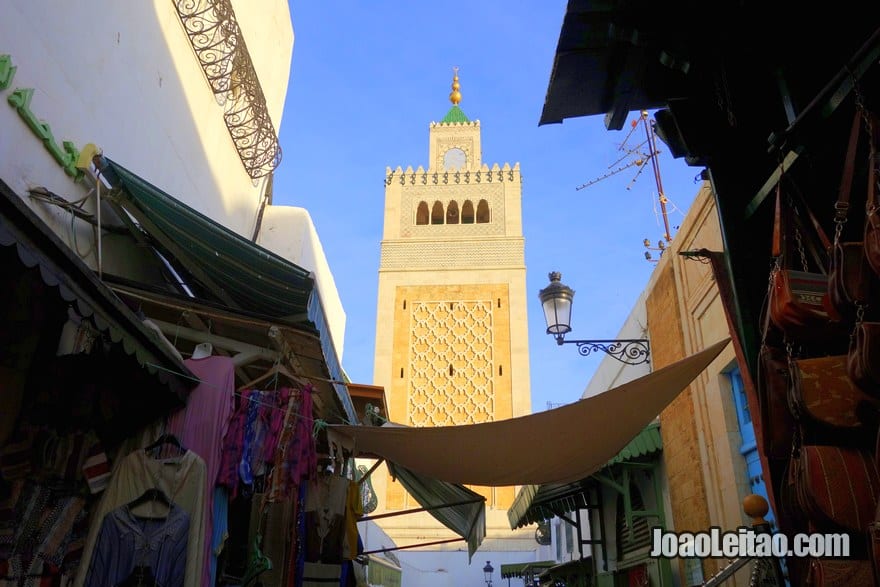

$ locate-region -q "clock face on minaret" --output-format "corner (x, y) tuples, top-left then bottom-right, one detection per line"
(443, 147), (466, 171)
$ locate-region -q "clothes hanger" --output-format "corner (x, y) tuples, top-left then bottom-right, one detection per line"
(237, 362), (303, 392)
(127, 487), (172, 509)
(143, 433), (186, 457)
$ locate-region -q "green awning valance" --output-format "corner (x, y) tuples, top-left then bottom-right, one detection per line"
(508, 421), (662, 529)
(500, 561), (557, 579)
(368, 555), (402, 587)
(539, 558), (593, 585)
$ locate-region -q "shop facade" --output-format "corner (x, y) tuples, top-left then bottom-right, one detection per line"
(538, 3), (880, 584)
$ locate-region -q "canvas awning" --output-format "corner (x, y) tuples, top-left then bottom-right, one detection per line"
(508, 421), (662, 529)
(329, 338), (729, 486)
(98, 158), (356, 422)
(104, 159), (313, 319)
(0, 178), (195, 400)
(384, 462), (486, 561)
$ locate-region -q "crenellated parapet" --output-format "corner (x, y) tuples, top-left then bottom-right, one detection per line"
(385, 162), (521, 186)
(430, 120), (481, 129)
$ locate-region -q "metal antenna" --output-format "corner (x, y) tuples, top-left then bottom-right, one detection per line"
(576, 111), (674, 245)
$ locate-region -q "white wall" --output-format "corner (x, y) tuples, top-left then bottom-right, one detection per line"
(581, 289), (652, 399)
(0, 0), (293, 260)
(258, 204), (347, 363)
(231, 0), (294, 125)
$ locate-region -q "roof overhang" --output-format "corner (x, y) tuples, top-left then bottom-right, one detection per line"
(0, 178), (195, 401)
(347, 382), (390, 426)
(104, 279), (354, 424)
(539, 0), (690, 128)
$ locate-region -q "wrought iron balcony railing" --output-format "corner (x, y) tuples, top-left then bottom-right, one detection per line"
(173, 0), (282, 179)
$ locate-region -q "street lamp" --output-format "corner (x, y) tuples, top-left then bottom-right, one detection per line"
(538, 271), (650, 366)
(483, 561), (494, 586)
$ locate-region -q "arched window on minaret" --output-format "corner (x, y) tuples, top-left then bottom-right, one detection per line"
(446, 201), (459, 224)
(461, 200), (475, 224)
(431, 201), (444, 225)
(416, 201), (429, 225)
(476, 199), (490, 223)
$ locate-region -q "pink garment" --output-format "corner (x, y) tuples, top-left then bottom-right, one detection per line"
(166, 355), (236, 587)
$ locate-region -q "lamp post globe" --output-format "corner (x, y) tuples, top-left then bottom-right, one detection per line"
(483, 560), (494, 586)
(538, 271), (575, 344)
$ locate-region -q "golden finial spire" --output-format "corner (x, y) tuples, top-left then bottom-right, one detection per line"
(449, 67), (461, 105)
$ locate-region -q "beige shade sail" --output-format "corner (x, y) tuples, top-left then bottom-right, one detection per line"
(329, 338), (730, 486)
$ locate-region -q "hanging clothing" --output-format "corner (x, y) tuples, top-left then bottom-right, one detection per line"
(83, 503), (189, 587)
(268, 386), (316, 501)
(208, 486), (228, 587)
(74, 450), (207, 587)
(217, 390), (249, 498)
(0, 480), (86, 585)
(221, 387), (315, 503)
(165, 355), (235, 587)
(303, 475), (349, 564)
(342, 480), (363, 561)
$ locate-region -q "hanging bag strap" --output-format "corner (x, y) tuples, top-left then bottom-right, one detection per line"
(868, 112), (878, 212)
(773, 180), (783, 258)
(834, 110), (865, 243)
(773, 170), (830, 272)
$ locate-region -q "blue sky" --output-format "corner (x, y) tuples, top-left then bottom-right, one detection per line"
(273, 1), (704, 412)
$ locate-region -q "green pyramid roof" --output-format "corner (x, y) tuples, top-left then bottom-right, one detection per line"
(440, 105), (470, 124)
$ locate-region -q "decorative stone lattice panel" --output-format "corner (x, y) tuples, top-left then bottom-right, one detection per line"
(380, 239), (524, 270)
(400, 183), (505, 237)
(407, 300), (495, 426)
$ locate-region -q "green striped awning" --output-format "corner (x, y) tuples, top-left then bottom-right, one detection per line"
(101, 158), (357, 423)
(106, 159), (313, 322)
(508, 421), (662, 529)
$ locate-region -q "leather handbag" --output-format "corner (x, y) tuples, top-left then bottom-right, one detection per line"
(795, 444), (880, 533)
(871, 520), (880, 587)
(807, 558), (875, 586)
(757, 343), (796, 459)
(828, 110), (877, 322)
(827, 241), (874, 322)
(848, 321), (880, 396)
(769, 181), (840, 342)
(787, 354), (877, 436)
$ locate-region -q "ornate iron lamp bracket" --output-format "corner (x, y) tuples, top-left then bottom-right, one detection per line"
(563, 338), (651, 366)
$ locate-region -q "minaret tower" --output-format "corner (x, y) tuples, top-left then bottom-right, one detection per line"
(372, 69), (533, 552)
